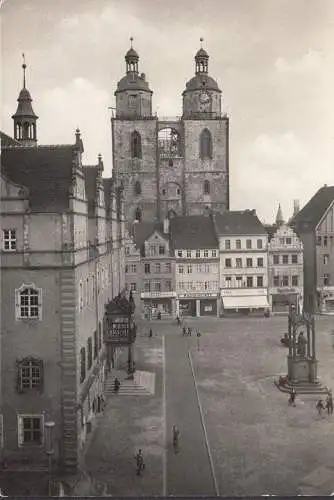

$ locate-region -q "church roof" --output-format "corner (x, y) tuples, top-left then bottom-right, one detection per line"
(170, 215), (218, 250)
(12, 87), (38, 119)
(183, 73), (221, 93)
(0, 131), (21, 148)
(125, 47), (139, 60)
(115, 73), (152, 93)
(195, 47), (209, 58)
(1, 145), (75, 212)
(291, 185), (334, 231)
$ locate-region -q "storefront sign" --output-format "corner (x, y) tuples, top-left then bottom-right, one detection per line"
(276, 287), (296, 293)
(178, 292), (218, 299)
(105, 322), (130, 343)
(141, 291), (176, 299)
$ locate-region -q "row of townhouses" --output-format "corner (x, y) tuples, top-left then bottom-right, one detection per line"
(125, 187), (334, 318)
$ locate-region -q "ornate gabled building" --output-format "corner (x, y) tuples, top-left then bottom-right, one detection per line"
(0, 59), (129, 490)
(112, 39), (230, 229)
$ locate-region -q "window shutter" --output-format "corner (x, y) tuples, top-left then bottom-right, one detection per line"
(16, 364), (23, 394)
(18, 416), (24, 446)
(39, 361), (44, 393)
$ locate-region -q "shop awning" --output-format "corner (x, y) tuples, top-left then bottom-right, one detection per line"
(223, 295), (269, 310)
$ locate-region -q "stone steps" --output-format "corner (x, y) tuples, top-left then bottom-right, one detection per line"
(274, 376), (329, 395)
(104, 370), (155, 396)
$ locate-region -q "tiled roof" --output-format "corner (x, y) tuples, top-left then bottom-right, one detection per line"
(83, 166), (97, 215)
(133, 221), (164, 250)
(1, 145), (75, 212)
(214, 210), (267, 235)
(264, 224), (278, 241)
(0, 131), (21, 148)
(291, 185), (334, 231)
(170, 215), (218, 250)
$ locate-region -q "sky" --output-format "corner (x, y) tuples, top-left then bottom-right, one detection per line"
(1, 0), (334, 223)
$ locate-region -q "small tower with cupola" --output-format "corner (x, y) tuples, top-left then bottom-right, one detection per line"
(112, 38), (158, 228)
(182, 39), (229, 215)
(12, 54), (38, 146)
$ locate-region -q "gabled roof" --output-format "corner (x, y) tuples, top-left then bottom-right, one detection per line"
(1, 145), (75, 212)
(133, 221), (165, 252)
(291, 185), (334, 231)
(170, 215), (218, 250)
(264, 224), (278, 242)
(214, 210), (267, 236)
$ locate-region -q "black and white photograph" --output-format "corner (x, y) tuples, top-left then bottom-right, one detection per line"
(1, 0), (334, 497)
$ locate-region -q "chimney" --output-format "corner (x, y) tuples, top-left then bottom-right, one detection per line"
(163, 218), (170, 234)
(293, 199), (300, 217)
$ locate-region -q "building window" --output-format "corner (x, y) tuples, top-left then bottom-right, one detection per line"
(178, 265), (184, 274)
(225, 276), (232, 288)
(130, 282), (137, 291)
(3, 229), (16, 251)
(165, 262), (171, 273)
(125, 247), (130, 256)
(324, 236), (328, 247)
(203, 180), (210, 195)
(246, 258), (253, 267)
(145, 263), (150, 274)
(131, 264), (137, 273)
(257, 257), (263, 267)
(187, 265), (192, 274)
(177, 250), (182, 257)
(323, 274), (330, 286)
(131, 130), (142, 158)
(236, 276), (242, 288)
(291, 254), (298, 264)
(144, 281), (151, 292)
(282, 255), (289, 264)
(204, 281), (209, 290)
(87, 338), (93, 370)
(282, 276), (289, 286)
(196, 264), (202, 272)
(196, 250), (201, 258)
(204, 250), (208, 258)
(16, 284), (42, 320)
(323, 254), (329, 265)
(93, 330), (98, 359)
(155, 263), (161, 273)
(292, 276), (298, 286)
(204, 264), (210, 273)
(246, 277), (253, 288)
(17, 357), (43, 393)
(236, 258), (242, 268)
(159, 245), (165, 255)
(199, 128), (213, 159)
(273, 255), (279, 265)
(165, 280), (172, 291)
(286, 237), (292, 245)
(125, 265), (128, 273)
(135, 207), (142, 221)
(246, 239), (252, 249)
(317, 236), (322, 246)
(134, 181), (141, 195)
(273, 276), (279, 287)
(225, 258), (231, 268)
(154, 281), (161, 292)
(18, 415), (43, 447)
(80, 347), (86, 383)
(212, 250), (217, 257)
(257, 276), (263, 287)
(236, 239), (241, 249)
(257, 239), (263, 249)
(225, 240), (231, 250)
(187, 250), (192, 258)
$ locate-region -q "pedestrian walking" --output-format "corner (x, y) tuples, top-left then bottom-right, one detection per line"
(288, 388), (296, 407)
(182, 326), (186, 336)
(187, 327), (192, 337)
(172, 424), (180, 453)
(316, 399), (325, 416)
(176, 316), (181, 326)
(149, 328), (153, 338)
(114, 377), (121, 394)
(326, 392), (333, 415)
(135, 449), (145, 476)
(197, 330), (201, 351)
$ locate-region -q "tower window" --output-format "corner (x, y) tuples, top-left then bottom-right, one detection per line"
(134, 181), (141, 195)
(158, 128), (181, 158)
(131, 131), (142, 159)
(135, 207), (142, 221)
(199, 128), (212, 159)
(203, 180), (210, 195)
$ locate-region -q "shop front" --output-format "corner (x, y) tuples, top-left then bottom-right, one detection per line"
(221, 288), (269, 316)
(141, 291), (176, 319)
(318, 287), (334, 314)
(177, 292), (219, 317)
(270, 288), (301, 313)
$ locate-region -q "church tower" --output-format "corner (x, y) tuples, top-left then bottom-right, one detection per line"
(111, 39), (157, 228)
(182, 39), (229, 215)
(12, 54), (38, 146)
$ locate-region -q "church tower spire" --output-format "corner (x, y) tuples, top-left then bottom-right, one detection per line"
(275, 203), (284, 226)
(12, 54), (38, 146)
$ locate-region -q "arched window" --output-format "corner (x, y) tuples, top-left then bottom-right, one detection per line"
(199, 128), (213, 159)
(135, 207), (142, 221)
(134, 181), (141, 195)
(204, 180), (210, 194)
(131, 131), (142, 159)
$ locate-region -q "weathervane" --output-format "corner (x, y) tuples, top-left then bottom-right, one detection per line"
(130, 36), (133, 48)
(22, 52), (26, 88)
(200, 37), (204, 48)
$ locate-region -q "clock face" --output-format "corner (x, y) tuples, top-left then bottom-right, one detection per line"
(199, 91), (210, 104)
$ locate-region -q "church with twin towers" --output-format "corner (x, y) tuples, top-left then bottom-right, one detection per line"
(112, 38), (230, 228)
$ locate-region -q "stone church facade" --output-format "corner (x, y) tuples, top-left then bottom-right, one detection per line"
(112, 41), (230, 228)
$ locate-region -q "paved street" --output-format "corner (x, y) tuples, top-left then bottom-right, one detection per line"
(74, 315), (334, 496)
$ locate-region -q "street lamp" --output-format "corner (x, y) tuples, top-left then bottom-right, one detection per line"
(44, 420), (55, 496)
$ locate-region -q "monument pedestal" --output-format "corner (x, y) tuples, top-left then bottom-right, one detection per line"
(287, 356), (318, 383)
